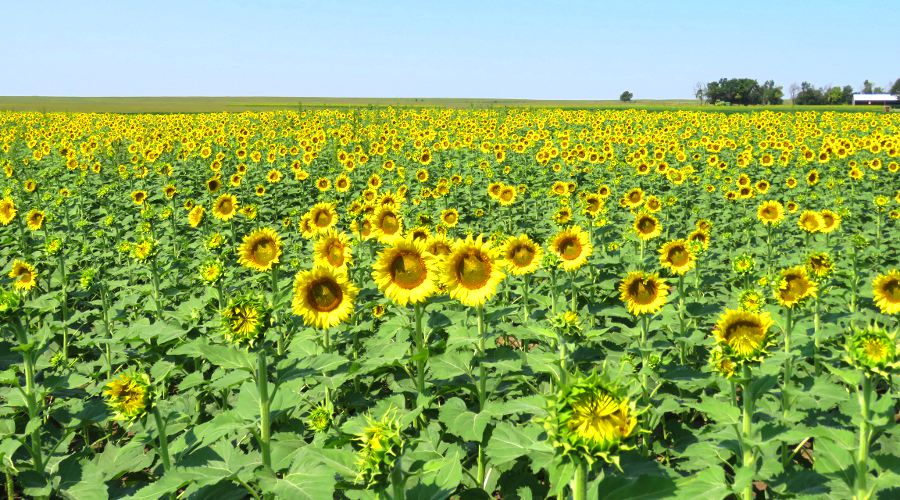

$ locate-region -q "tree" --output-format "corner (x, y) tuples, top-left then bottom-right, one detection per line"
(703, 78), (766, 105)
(789, 83), (800, 104)
(841, 85), (854, 104)
(891, 78), (900, 95)
(761, 80), (783, 105)
(694, 82), (705, 105)
(619, 91), (633, 102)
(825, 86), (845, 105)
(794, 82), (824, 105)
(862, 80), (874, 93)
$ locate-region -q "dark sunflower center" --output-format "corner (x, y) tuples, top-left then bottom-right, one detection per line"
(306, 278), (343, 312)
(628, 278), (657, 304)
(380, 213), (399, 234)
(637, 217), (656, 233)
(456, 251), (491, 289)
(557, 237), (582, 260)
(883, 278), (900, 301)
(500, 189), (514, 201)
(389, 251), (427, 289)
(725, 320), (763, 346)
(219, 200), (233, 213)
(251, 238), (277, 264)
(509, 244), (536, 267)
(666, 246), (689, 266)
(429, 242), (451, 256)
(782, 275), (810, 301)
(629, 192), (641, 203)
(326, 241), (345, 267)
(314, 210), (333, 227)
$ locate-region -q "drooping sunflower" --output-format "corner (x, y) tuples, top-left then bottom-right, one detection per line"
(314, 230), (353, 270)
(872, 270), (900, 315)
(237, 227), (282, 272)
(103, 370), (151, 421)
(633, 213), (662, 241)
(503, 234), (543, 276)
(544, 371), (637, 465)
(797, 210), (824, 233)
(713, 309), (774, 360)
(8, 260), (37, 292)
(25, 209), (45, 231)
(292, 266), (358, 329)
(818, 209), (841, 234)
(659, 239), (695, 275)
(550, 226), (592, 272)
(187, 205), (205, 228)
(619, 271), (669, 316)
(774, 266), (817, 308)
(756, 200), (785, 225)
(372, 237), (439, 306)
(371, 206), (403, 244)
(212, 194), (238, 221)
(442, 235), (505, 307)
(308, 202), (338, 234)
(0, 197), (17, 225)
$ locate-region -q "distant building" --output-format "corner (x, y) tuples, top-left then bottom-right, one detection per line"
(852, 93), (899, 106)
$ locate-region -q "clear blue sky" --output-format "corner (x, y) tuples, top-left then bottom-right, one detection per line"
(3, 0), (897, 99)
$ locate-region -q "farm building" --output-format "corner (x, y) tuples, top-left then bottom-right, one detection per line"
(852, 93), (899, 106)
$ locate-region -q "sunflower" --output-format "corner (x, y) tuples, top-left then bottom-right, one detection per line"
(207, 176), (222, 193)
(818, 209), (841, 233)
(26, 209), (45, 231)
(131, 190), (148, 206)
(372, 237), (439, 306)
(371, 206), (403, 244)
(756, 200), (784, 225)
(797, 210), (823, 233)
(738, 289), (765, 313)
(774, 266), (817, 308)
(659, 239), (695, 275)
(583, 193), (604, 216)
(266, 169), (282, 183)
(221, 295), (268, 346)
(440, 208), (459, 227)
(163, 184), (177, 199)
(544, 371), (637, 465)
(212, 194), (238, 221)
(713, 309), (774, 360)
(198, 259), (223, 283)
(335, 173), (351, 192)
(8, 260), (37, 292)
(237, 227), (282, 272)
(0, 197), (17, 225)
(442, 235), (505, 307)
(497, 185), (517, 206)
(623, 187), (644, 208)
(292, 266), (358, 329)
(187, 205), (205, 228)
(847, 324), (897, 376)
(308, 202), (338, 234)
(425, 234), (453, 257)
(619, 271), (669, 316)
(503, 234), (543, 276)
(633, 213), (662, 241)
(550, 226), (592, 272)
(314, 230), (353, 270)
(103, 370), (151, 421)
(806, 252), (834, 279)
(872, 270), (900, 315)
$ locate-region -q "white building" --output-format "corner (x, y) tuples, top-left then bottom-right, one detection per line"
(852, 93), (898, 105)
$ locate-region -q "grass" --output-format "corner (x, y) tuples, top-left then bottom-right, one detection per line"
(0, 96), (892, 114)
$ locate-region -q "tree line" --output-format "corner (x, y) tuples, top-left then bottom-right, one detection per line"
(695, 78), (900, 105)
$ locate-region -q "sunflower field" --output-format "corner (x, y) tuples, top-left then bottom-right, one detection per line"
(0, 108), (898, 499)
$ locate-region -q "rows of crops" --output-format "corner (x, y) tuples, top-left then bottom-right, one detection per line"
(0, 108), (898, 499)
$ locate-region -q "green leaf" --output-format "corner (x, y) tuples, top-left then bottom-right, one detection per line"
(484, 422), (552, 467)
(692, 397), (739, 425)
(258, 464), (335, 500)
(439, 397), (491, 442)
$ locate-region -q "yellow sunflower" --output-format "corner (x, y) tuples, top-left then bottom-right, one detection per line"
(131, 190), (148, 206)
(633, 213), (662, 241)
(441, 208), (459, 227)
(26, 209), (45, 231)
(619, 271), (669, 316)
(756, 200), (784, 225)
(797, 210), (824, 233)
(818, 209), (841, 234)
(372, 237), (439, 306)
(212, 194), (238, 221)
(442, 235), (505, 307)
(622, 187), (644, 208)
(872, 270), (900, 315)
(0, 197), (17, 225)
(503, 234), (543, 276)
(8, 260), (37, 292)
(659, 239), (695, 275)
(308, 202), (338, 234)
(774, 266), (817, 308)
(291, 266), (358, 329)
(188, 205), (205, 228)
(425, 234), (454, 258)
(497, 185), (517, 206)
(550, 226), (592, 272)
(314, 230), (353, 270)
(237, 227), (282, 272)
(371, 206), (403, 244)
(713, 309), (774, 360)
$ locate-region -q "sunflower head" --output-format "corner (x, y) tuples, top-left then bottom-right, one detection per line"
(212, 194), (238, 221)
(0, 197), (17, 225)
(372, 237), (438, 306)
(354, 407), (404, 488)
(0, 288), (21, 317)
(818, 209), (841, 233)
(798, 210), (824, 233)
(619, 271), (669, 316)
(659, 239), (695, 275)
(774, 266), (817, 308)
(756, 200), (784, 225)
(713, 309), (774, 362)
(442, 235), (505, 307)
(103, 370), (151, 422)
(872, 269), (900, 315)
(846, 324), (898, 377)
(633, 213), (662, 241)
(25, 209), (45, 231)
(738, 288), (765, 313)
(550, 226), (593, 272)
(709, 345), (737, 379)
(308, 202), (338, 233)
(544, 371), (637, 466)
(314, 230), (353, 270)
(292, 266), (358, 329)
(187, 205), (205, 228)
(732, 254), (755, 275)
(8, 260), (38, 292)
(199, 259), (223, 284)
(307, 403), (333, 433)
(237, 227), (282, 272)
(805, 252), (834, 280)
(503, 234), (543, 276)
(221, 294), (269, 347)
(371, 206), (403, 244)
(131, 238), (156, 262)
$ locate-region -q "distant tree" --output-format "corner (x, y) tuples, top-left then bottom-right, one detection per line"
(873, 86), (885, 94)
(825, 86), (845, 105)
(891, 78), (900, 95)
(619, 91), (633, 102)
(841, 85), (854, 104)
(703, 78), (765, 105)
(862, 80), (874, 93)
(794, 82), (825, 105)
(694, 82), (705, 104)
(761, 80), (783, 105)
(788, 83), (800, 104)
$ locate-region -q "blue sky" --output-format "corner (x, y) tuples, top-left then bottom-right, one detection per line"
(3, 0), (897, 99)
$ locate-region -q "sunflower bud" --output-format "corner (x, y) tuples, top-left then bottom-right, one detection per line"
(846, 324), (897, 377)
(103, 370), (151, 422)
(220, 294), (269, 347)
(354, 408), (404, 487)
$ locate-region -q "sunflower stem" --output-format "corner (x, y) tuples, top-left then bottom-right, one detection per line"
(150, 257), (163, 317)
(56, 248), (69, 360)
(476, 306), (488, 410)
(14, 316), (44, 475)
(390, 457), (405, 500)
(855, 372), (872, 500)
(572, 459), (588, 500)
(781, 307), (793, 418)
(256, 348), (273, 473)
(151, 405), (172, 472)
(522, 277), (530, 323)
(740, 364), (755, 500)
(413, 302), (426, 395)
(550, 268), (558, 315)
(813, 297), (821, 375)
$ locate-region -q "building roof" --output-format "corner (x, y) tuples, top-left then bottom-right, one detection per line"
(853, 93), (898, 102)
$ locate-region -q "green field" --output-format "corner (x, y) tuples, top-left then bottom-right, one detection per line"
(0, 96), (891, 113)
